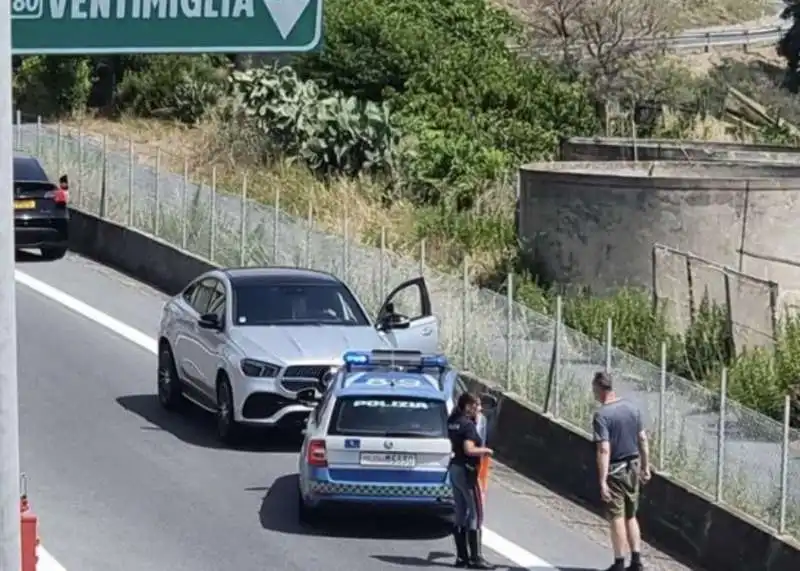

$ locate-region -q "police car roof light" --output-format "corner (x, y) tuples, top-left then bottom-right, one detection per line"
(420, 354), (448, 369)
(342, 351), (371, 365)
(341, 349), (448, 373)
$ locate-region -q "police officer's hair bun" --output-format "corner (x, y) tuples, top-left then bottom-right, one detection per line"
(457, 392), (479, 411)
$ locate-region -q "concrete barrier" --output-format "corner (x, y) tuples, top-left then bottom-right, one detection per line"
(64, 207), (800, 571)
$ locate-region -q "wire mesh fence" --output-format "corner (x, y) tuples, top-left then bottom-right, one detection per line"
(14, 114), (800, 538)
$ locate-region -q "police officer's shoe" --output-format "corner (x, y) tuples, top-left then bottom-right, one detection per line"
(466, 530), (494, 569)
(452, 527), (469, 567)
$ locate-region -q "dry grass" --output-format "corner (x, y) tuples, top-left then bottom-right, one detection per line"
(499, 0), (773, 33)
(671, 0), (774, 27)
(59, 114), (516, 278)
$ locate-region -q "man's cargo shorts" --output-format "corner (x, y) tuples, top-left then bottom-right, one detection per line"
(603, 457), (640, 520)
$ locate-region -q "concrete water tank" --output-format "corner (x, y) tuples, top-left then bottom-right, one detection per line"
(560, 137), (800, 164)
(518, 160), (800, 294)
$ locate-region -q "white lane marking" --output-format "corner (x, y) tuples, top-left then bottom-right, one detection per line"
(16, 269), (556, 570)
(38, 546), (68, 571)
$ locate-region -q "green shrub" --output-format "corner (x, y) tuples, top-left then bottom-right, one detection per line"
(294, 0), (598, 207)
(14, 56), (92, 119)
(114, 55), (226, 124)
(230, 65), (400, 179)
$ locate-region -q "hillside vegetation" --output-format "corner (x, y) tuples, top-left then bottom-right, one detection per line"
(11, 0), (800, 428)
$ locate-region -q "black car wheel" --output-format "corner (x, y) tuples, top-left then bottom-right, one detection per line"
(216, 378), (240, 445)
(157, 345), (183, 411)
(40, 246), (67, 261)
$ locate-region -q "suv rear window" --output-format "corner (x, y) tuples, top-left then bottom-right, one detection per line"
(329, 396), (447, 438)
(13, 157), (49, 181)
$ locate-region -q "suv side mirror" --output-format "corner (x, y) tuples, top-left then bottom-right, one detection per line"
(198, 313), (222, 330)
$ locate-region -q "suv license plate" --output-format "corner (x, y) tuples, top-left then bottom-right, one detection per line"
(360, 452), (416, 467)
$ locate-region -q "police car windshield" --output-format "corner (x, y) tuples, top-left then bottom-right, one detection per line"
(329, 396), (447, 438)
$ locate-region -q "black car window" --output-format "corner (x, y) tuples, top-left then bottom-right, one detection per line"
(13, 157), (49, 182)
(328, 396), (448, 438)
(182, 283), (197, 304)
(189, 279), (216, 314)
(206, 280), (226, 322)
(232, 281), (369, 326)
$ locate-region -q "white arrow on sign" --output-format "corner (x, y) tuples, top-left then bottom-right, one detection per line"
(262, 0), (313, 40)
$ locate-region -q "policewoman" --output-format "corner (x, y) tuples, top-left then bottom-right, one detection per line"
(447, 393), (494, 569)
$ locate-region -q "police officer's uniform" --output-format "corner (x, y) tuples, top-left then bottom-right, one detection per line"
(448, 410), (492, 569)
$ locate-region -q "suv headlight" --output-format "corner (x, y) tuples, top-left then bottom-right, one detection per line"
(240, 359), (281, 378)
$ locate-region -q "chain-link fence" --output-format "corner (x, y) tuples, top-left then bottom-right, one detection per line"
(653, 243), (778, 352)
(14, 114), (800, 538)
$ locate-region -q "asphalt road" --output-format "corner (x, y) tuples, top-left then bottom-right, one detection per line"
(16, 253), (692, 571)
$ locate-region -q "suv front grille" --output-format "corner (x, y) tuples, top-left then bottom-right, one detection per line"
(242, 393), (295, 419)
(281, 364), (335, 392)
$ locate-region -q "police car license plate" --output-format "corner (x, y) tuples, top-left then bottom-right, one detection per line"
(360, 452), (416, 467)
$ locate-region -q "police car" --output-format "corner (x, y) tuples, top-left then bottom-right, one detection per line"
(296, 349), (495, 524)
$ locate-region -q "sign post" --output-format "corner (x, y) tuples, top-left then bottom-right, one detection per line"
(3, 0), (323, 568)
(1, 0), (20, 567)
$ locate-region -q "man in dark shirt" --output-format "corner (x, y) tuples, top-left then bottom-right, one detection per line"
(448, 393), (494, 569)
(592, 371), (651, 571)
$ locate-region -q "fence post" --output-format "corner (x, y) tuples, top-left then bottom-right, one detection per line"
(36, 116), (41, 157)
(658, 342), (667, 471)
(379, 228), (387, 301)
(604, 318), (612, 372)
(127, 139), (135, 227)
(778, 394), (791, 535)
(462, 256), (469, 370)
(304, 203), (312, 268)
(77, 126), (84, 208)
(99, 134), (108, 219)
(553, 295), (562, 418)
(56, 122), (62, 175)
(715, 368), (728, 503)
(419, 239), (426, 277)
(154, 148), (161, 236)
(181, 158), (188, 250)
(239, 175), (247, 266)
(505, 273), (513, 389)
(210, 167), (217, 262)
(272, 188), (280, 265)
(343, 209), (350, 283)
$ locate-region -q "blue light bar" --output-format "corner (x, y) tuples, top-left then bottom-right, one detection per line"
(421, 354), (448, 368)
(341, 350), (449, 372)
(342, 351), (371, 365)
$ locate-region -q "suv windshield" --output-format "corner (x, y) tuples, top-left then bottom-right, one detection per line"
(232, 281), (370, 326)
(329, 396), (447, 438)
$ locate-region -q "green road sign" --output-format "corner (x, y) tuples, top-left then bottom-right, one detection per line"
(11, 0), (322, 54)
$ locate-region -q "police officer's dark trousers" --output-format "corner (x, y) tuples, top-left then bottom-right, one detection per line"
(449, 463), (492, 569)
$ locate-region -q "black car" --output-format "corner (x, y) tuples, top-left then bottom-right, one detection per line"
(14, 154), (69, 261)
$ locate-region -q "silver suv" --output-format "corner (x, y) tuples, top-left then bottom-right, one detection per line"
(157, 266), (440, 444)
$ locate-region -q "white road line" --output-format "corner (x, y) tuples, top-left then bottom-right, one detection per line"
(15, 269), (557, 570)
(38, 546), (68, 571)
